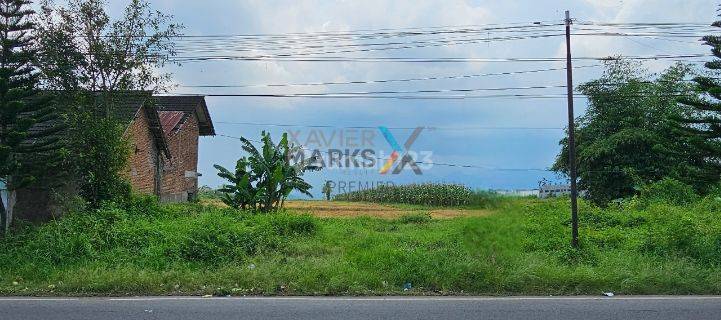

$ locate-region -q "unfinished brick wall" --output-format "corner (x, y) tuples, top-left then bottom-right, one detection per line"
(125, 106), (161, 195)
(160, 114), (200, 202)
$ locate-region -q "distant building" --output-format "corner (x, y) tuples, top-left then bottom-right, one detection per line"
(539, 184), (571, 198)
(494, 189), (539, 197)
(493, 184), (585, 199)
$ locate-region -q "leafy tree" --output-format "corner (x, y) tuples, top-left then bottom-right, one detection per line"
(0, 0), (62, 233)
(34, 0), (182, 206)
(62, 95), (132, 205)
(215, 132), (321, 212)
(676, 16), (721, 189)
(553, 59), (702, 205)
(35, 0), (182, 93)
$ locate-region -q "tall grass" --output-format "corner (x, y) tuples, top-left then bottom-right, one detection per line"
(1, 193), (721, 296)
(334, 183), (499, 207)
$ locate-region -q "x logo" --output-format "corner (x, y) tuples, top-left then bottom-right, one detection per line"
(378, 126), (424, 175)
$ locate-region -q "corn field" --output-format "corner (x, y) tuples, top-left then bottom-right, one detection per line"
(334, 183), (482, 206)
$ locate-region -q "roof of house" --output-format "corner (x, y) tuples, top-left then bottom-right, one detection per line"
(158, 111), (186, 136)
(152, 96), (215, 136)
(27, 92), (215, 160)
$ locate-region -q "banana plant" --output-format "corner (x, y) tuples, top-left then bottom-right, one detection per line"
(215, 131), (321, 212)
(213, 157), (257, 210)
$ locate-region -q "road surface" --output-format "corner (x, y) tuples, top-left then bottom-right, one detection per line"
(0, 296), (719, 320)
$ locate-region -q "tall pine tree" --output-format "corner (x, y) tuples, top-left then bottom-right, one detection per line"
(677, 17), (721, 191)
(0, 0), (61, 234)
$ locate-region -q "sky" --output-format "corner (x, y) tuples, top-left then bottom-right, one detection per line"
(99, 0), (717, 197)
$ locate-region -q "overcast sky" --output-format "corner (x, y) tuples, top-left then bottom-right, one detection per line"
(102, 0), (717, 197)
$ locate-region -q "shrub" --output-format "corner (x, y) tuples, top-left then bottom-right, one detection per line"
(164, 212), (318, 263)
(638, 178), (699, 206)
(264, 213), (317, 236)
(175, 221), (259, 262)
(0, 201), (320, 271)
(521, 195), (721, 266)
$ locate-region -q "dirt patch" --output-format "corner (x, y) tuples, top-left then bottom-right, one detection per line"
(200, 199), (491, 219)
(285, 201), (491, 219)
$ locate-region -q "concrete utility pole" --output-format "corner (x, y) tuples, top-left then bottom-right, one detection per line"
(565, 10), (579, 248)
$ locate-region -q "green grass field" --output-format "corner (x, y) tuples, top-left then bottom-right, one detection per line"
(1, 195), (720, 296)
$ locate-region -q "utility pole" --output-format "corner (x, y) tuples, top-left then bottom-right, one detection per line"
(565, 10), (579, 248)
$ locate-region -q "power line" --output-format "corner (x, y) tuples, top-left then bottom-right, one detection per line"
(214, 133), (626, 173)
(138, 21), (567, 39)
(169, 54), (709, 63)
(167, 92), (699, 99)
(213, 121), (565, 131)
(171, 28), (568, 52)
(171, 32), (568, 58)
(168, 93), (579, 99)
(214, 133), (555, 172)
(577, 21), (713, 27)
(179, 64), (600, 88)
(103, 21), (714, 40)
(177, 84), (568, 97)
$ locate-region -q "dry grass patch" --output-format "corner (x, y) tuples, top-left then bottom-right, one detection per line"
(201, 198), (492, 219)
(285, 200), (492, 219)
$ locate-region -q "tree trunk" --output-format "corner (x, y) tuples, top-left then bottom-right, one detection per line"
(5, 190), (15, 233)
(0, 188), (12, 235)
(0, 192), (6, 236)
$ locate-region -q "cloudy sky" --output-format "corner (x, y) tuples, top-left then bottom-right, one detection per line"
(105, 0), (716, 196)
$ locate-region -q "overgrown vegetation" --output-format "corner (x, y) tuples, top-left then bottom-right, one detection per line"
(1, 189), (721, 296)
(525, 179), (721, 269)
(2, 0), (721, 298)
(34, 0), (182, 208)
(215, 132), (321, 212)
(334, 183), (499, 208)
(0, 0), (62, 234)
(552, 59), (706, 205)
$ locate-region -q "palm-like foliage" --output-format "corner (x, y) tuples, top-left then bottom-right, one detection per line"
(213, 157), (255, 210)
(215, 132), (321, 212)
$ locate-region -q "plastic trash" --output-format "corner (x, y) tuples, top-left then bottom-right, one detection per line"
(403, 282), (412, 291)
(602, 292), (614, 297)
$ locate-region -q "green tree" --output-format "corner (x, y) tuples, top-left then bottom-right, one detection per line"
(215, 132), (321, 212)
(34, 0), (182, 206)
(0, 0), (62, 233)
(676, 17), (721, 188)
(553, 59), (701, 205)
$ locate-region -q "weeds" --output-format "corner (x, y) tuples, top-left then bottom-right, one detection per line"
(396, 213), (432, 224)
(1, 194), (721, 296)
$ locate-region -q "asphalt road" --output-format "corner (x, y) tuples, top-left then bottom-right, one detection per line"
(0, 296), (720, 320)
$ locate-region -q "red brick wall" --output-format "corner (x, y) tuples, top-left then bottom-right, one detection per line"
(17, 106), (163, 222)
(160, 114), (200, 202)
(125, 106), (160, 195)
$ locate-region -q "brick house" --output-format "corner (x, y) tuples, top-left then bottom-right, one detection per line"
(124, 95), (215, 203)
(14, 92), (215, 222)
